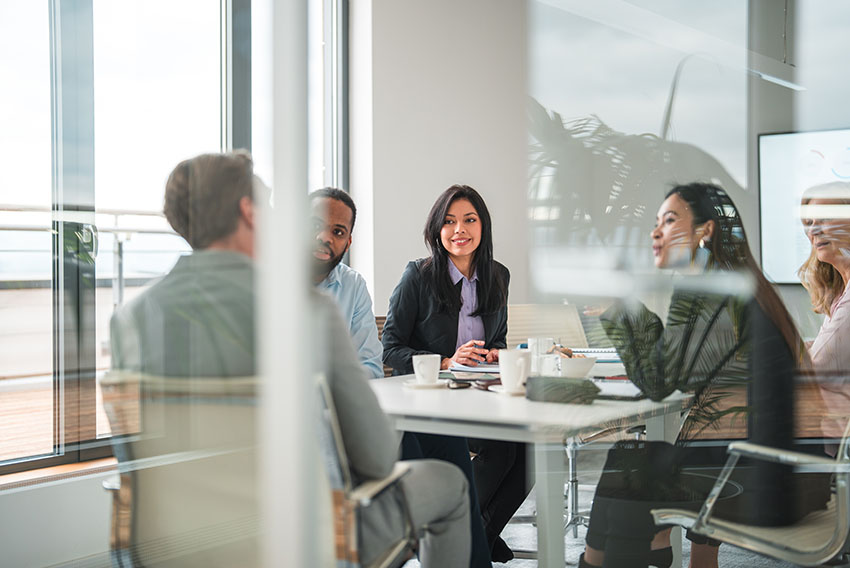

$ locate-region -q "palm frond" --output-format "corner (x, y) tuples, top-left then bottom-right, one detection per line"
(602, 288), (754, 438)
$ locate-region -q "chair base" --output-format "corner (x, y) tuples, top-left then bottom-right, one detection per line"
(565, 511), (591, 537)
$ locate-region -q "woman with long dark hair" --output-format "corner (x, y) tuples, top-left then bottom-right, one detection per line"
(382, 184), (530, 564)
(580, 182), (828, 568)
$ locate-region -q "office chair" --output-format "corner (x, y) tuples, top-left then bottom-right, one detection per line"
(374, 316), (394, 377)
(316, 376), (417, 568)
(562, 424), (647, 538)
(505, 303), (589, 349)
(102, 371), (260, 567)
(652, 420), (850, 567)
(507, 424), (648, 564)
(506, 303), (650, 554)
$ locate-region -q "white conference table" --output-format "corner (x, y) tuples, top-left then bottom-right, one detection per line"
(370, 371), (691, 567)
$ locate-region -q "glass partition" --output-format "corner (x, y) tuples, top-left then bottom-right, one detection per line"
(526, 3), (850, 558)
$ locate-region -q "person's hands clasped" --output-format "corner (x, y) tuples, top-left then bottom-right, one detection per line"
(442, 340), (490, 369)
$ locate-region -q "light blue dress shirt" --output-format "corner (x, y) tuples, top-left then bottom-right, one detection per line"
(448, 259), (485, 350)
(318, 262), (385, 378)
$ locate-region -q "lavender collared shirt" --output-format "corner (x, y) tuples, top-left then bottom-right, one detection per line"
(448, 259), (486, 349)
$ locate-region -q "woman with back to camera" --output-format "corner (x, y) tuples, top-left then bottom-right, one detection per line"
(382, 184), (531, 565)
(580, 182), (828, 568)
(799, 181), (850, 445)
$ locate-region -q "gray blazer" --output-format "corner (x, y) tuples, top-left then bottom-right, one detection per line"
(110, 250), (255, 377)
(111, 249), (398, 481)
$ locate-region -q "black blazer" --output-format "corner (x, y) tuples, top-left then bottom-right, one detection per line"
(382, 258), (509, 375)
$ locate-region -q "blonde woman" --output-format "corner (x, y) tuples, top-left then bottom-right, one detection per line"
(800, 181), (850, 442)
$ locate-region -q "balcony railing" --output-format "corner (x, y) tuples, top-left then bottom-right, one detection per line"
(0, 204), (186, 306)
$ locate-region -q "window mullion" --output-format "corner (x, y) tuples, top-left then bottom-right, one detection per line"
(51, 0), (97, 462)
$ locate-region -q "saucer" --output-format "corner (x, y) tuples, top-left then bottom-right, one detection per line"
(403, 378), (448, 389)
(490, 385), (525, 396)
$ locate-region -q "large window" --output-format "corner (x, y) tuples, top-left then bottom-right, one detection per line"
(0, 2), (56, 464)
(91, 0), (221, 438)
(1, 0), (345, 476)
(0, 0), (225, 473)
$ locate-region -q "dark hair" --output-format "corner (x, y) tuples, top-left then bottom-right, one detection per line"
(163, 151), (254, 249)
(422, 184), (507, 315)
(310, 187), (357, 232)
(666, 182), (803, 362)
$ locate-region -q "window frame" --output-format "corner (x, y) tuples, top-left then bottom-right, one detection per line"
(323, 0), (349, 189)
(0, 0), (253, 475)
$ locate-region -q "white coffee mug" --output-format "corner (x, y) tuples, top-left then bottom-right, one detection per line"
(528, 337), (557, 376)
(499, 349), (530, 393)
(412, 354), (441, 384)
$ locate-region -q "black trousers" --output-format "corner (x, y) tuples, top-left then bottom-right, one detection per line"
(468, 439), (533, 552)
(401, 432), (491, 568)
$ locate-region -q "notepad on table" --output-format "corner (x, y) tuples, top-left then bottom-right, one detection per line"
(448, 362), (500, 373)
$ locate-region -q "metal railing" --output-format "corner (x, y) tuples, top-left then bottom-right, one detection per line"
(0, 204), (184, 308)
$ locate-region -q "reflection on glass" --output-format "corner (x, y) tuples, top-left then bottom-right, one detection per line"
(91, 0), (221, 437)
(527, 5), (850, 563)
(529, 1), (750, 273)
(107, 152), (260, 565)
(93, 218), (189, 438)
(799, 182), (850, 449)
(580, 184), (831, 567)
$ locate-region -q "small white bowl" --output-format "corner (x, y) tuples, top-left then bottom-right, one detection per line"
(559, 356), (597, 378)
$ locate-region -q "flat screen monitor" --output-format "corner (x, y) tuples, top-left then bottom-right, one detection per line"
(759, 127), (850, 283)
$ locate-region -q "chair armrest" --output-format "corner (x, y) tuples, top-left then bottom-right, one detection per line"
(102, 475), (121, 492)
(660, 442), (845, 538)
(651, 508), (699, 530)
(728, 442), (846, 470)
(579, 426), (628, 445)
(349, 462), (411, 506)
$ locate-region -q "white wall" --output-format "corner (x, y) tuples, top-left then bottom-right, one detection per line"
(350, 0), (529, 313)
(0, 474), (112, 567)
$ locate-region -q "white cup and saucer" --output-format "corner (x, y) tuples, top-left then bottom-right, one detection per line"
(490, 349), (530, 395)
(404, 354), (447, 389)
